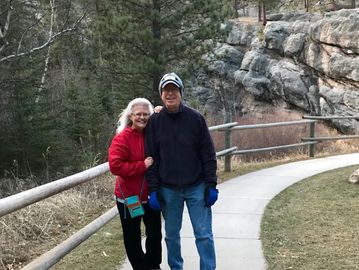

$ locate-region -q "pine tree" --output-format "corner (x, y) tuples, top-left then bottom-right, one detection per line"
(0, 0), (92, 179)
(90, 0), (230, 104)
(0, 0), (231, 180)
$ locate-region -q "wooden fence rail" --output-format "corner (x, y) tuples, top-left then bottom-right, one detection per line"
(21, 207), (118, 270)
(302, 115), (359, 156)
(0, 163), (109, 218)
(219, 119), (319, 170)
(0, 115), (358, 269)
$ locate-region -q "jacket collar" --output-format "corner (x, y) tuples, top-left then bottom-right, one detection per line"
(163, 102), (184, 115)
(125, 126), (143, 136)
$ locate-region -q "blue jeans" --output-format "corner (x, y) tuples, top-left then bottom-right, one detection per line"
(160, 183), (216, 270)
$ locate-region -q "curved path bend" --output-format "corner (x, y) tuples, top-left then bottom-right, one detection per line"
(120, 153), (359, 270)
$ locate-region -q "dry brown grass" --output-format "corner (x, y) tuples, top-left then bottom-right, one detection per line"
(0, 174), (115, 270)
(211, 108), (359, 162)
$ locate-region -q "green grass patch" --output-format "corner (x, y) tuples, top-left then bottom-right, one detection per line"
(52, 218), (126, 270)
(261, 165), (359, 270)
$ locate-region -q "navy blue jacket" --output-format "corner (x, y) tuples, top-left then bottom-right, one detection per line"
(145, 103), (217, 191)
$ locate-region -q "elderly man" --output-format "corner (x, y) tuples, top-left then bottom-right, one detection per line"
(145, 72), (218, 270)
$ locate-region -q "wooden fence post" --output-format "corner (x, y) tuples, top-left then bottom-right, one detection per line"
(309, 121), (315, 157)
(224, 128), (232, 172)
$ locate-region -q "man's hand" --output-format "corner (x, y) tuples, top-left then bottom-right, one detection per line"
(204, 184), (218, 207)
(154, 106), (163, 113)
(149, 191), (161, 211)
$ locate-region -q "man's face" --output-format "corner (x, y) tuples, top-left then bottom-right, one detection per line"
(161, 84), (181, 112)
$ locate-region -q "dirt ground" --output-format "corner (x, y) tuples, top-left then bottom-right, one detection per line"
(229, 16), (261, 25)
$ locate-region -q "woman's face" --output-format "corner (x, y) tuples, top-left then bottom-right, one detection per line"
(130, 104), (151, 131)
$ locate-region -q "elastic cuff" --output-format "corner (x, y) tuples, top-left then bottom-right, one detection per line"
(206, 182), (217, 188)
(149, 187), (159, 193)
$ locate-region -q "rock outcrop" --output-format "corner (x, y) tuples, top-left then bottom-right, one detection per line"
(349, 168), (359, 184)
(190, 9), (359, 133)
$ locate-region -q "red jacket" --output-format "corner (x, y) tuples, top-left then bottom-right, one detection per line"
(108, 126), (149, 202)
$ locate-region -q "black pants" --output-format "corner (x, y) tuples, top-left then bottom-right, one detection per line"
(117, 201), (162, 270)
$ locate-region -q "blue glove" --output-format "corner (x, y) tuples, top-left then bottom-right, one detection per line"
(149, 191), (161, 211)
(204, 185), (219, 207)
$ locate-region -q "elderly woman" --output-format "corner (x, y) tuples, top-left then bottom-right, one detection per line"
(108, 98), (162, 270)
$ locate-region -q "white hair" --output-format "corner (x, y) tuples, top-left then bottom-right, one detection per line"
(116, 98), (154, 133)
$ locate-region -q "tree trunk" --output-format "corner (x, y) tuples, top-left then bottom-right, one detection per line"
(0, 1), (12, 53)
(152, 0), (162, 99)
(262, 1), (267, 26)
(351, 0), (356, 8)
(233, 0), (239, 18)
(37, 0), (55, 102)
(258, 0), (262, 22)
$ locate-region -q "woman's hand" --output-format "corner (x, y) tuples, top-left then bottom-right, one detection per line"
(144, 157), (154, 168)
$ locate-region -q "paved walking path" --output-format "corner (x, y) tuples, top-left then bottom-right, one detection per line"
(119, 153), (359, 270)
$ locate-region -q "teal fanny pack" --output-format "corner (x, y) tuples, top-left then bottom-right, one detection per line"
(119, 177), (146, 219)
(125, 195), (145, 218)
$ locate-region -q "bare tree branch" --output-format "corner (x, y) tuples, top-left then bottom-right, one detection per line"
(17, 17), (42, 55)
(0, 8), (86, 63)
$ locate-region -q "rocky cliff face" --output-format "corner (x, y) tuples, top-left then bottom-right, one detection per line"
(191, 9), (359, 133)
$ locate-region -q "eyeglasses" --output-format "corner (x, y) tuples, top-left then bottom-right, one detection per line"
(132, 112), (150, 118)
(162, 87), (180, 93)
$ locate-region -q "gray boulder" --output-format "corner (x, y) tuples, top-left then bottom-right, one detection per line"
(349, 168), (359, 184)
